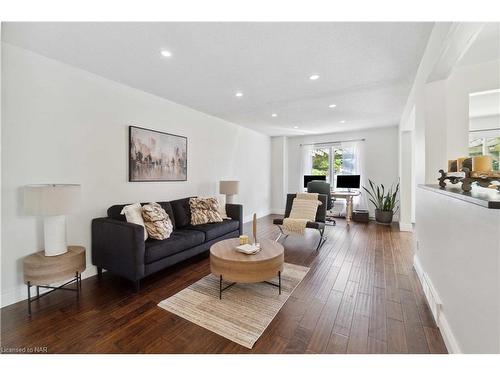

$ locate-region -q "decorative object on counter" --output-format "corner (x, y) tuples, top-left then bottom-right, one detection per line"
(461, 168), (500, 192)
(362, 179), (399, 225)
(438, 169), (465, 189)
(24, 184), (81, 256)
(239, 235), (249, 245)
(23, 246), (86, 315)
(472, 155), (493, 172)
(447, 159), (458, 172)
(439, 155), (500, 192)
(219, 180), (239, 204)
(252, 213), (258, 245)
(456, 157), (472, 172)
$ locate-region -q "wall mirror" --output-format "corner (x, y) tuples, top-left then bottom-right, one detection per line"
(469, 89), (500, 171)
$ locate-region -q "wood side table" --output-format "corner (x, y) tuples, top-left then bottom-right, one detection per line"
(23, 246), (86, 315)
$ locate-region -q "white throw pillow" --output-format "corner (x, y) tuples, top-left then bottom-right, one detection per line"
(217, 195), (229, 219)
(120, 203), (148, 241)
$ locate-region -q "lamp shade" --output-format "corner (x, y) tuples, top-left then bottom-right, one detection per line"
(219, 180), (239, 195)
(24, 184), (81, 216)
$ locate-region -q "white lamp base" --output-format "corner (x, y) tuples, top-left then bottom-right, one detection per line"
(44, 215), (68, 256)
(225, 194), (235, 204)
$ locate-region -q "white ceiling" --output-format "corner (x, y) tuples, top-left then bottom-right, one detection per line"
(458, 23), (500, 68)
(2, 22), (433, 136)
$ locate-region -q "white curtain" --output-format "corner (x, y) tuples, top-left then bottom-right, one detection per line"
(300, 144), (313, 191)
(340, 140), (368, 210)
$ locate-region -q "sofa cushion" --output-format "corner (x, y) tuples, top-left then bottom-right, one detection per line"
(170, 197), (194, 228)
(142, 202), (174, 240)
(144, 229), (205, 264)
(107, 201), (176, 228)
(184, 219), (239, 241)
(189, 197), (223, 225)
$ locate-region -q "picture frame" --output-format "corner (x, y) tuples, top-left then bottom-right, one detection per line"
(128, 125), (187, 182)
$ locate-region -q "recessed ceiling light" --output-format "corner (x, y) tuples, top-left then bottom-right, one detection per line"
(271, 113), (278, 117)
(340, 120), (346, 124)
(309, 74), (320, 80)
(293, 126), (299, 129)
(328, 104), (337, 108)
(235, 92), (243, 97)
(160, 49), (172, 58)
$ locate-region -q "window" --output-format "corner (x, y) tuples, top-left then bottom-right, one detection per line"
(310, 148), (330, 178)
(468, 131), (500, 171)
(307, 144), (357, 188)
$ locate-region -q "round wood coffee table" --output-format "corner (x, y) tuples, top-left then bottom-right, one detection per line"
(210, 238), (284, 299)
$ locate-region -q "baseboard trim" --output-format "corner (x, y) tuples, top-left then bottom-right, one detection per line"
(1, 266), (98, 308)
(270, 209), (285, 215)
(243, 209), (272, 223)
(399, 222), (413, 232)
(3, 212), (276, 308)
(413, 255), (462, 354)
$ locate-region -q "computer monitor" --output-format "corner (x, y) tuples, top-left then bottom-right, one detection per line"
(336, 175), (360, 190)
(303, 175), (326, 188)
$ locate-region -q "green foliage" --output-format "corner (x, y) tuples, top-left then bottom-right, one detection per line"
(311, 149), (328, 176)
(362, 179), (400, 213)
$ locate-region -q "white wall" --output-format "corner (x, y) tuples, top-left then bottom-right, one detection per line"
(1, 43), (272, 307)
(282, 126), (399, 218)
(270, 136), (287, 213)
(445, 60), (500, 160)
(415, 187), (500, 353)
(398, 22), (500, 353)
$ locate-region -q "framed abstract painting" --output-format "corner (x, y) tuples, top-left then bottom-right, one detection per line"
(129, 126), (187, 182)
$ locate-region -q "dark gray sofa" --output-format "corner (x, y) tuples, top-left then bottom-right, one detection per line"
(91, 197), (242, 290)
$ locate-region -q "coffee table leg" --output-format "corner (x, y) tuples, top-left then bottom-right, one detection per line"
(27, 281), (32, 316)
(279, 271), (281, 295)
(219, 275), (222, 299)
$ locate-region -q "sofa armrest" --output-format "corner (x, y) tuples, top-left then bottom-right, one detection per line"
(226, 203), (243, 235)
(91, 217), (145, 281)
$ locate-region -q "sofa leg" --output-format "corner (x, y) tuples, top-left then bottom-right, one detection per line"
(134, 280), (141, 293)
(97, 267), (103, 280)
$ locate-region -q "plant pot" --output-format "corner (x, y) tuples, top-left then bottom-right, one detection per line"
(375, 209), (393, 225)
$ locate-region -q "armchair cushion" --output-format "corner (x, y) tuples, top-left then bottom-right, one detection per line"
(273, 218), (325, 230)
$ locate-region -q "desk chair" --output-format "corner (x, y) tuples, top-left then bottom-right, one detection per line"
(307, 181), (336, 226)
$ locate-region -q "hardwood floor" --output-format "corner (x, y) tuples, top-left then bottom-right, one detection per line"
(0, 215), (447, 354)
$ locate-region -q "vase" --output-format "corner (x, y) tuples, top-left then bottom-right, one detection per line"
(375, 209), (393, 225)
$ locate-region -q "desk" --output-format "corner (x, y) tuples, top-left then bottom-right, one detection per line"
(331, 190), (361, 223)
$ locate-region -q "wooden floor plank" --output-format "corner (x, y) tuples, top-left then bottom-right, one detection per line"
(0, 215), (446, 354)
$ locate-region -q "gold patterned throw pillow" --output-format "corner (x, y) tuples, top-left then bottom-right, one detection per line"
(141, 202), (173, 240)
(189, 197), (223, 225)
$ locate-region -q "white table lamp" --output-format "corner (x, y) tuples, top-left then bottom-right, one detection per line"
(219, 180), (239, 204)
(24, 184), (81, 256)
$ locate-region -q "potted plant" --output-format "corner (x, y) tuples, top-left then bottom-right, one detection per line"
(362, 180), (399, 225)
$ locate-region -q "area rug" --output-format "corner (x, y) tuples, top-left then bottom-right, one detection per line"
(158, 262), (309, 349)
